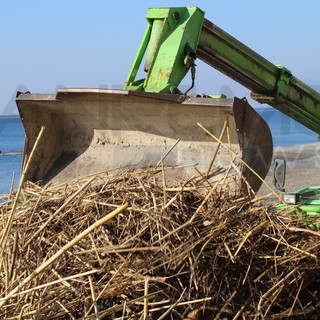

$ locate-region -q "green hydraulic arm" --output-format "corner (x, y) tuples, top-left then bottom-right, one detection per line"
(124, 7), (320, 135)
(124, 7), (205, 94)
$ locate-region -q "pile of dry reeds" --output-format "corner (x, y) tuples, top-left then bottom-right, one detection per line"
(0, 167), (320, 319)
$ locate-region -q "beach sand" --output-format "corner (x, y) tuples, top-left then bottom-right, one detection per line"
(257, 142), (320, 201)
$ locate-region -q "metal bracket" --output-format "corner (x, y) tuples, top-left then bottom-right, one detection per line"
(253, 65), (292, 104)
(275, 65), (292, 103)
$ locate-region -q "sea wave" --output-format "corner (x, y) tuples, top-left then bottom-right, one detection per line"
(0, 151), (23, 156)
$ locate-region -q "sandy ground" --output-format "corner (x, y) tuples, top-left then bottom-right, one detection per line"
(257, 142), (320, 201)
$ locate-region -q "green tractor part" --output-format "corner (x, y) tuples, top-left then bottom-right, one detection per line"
(125, 7), (320, 135)
(124, 7), (204, 94)
(274, 159), (320, 227)
(276, 187), (320, 228)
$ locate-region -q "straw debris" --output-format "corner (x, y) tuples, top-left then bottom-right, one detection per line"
(0, 168), (320, 319)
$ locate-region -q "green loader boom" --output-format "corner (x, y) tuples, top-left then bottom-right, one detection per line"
(124, 7), (320, 135)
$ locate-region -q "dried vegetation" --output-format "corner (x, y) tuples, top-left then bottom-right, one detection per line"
(0, 165), (320, 320)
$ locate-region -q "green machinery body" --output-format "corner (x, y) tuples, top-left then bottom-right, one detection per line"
(276, 186), (320, 226)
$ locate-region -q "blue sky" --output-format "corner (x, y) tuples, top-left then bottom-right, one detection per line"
(1, 0), (320, 114)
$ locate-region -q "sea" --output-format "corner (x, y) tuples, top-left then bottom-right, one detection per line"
(0, 108), (319, 195)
